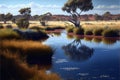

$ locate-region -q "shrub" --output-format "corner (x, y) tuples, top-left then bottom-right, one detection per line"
(93, 28), (103, 36)
(29, 26), (44, 30)
(0, 29), (21, 39)
(73, 27), (84, 35)
(66, 27), (74, 33)
(6, 25), (13, 28)
(0, 24), (4, 29)
(84, 30), (93, 35)
(102, 29), (119, 37)
(16, 18), (29, 28)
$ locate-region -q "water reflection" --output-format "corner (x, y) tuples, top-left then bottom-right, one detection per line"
(62, 39), (94, 61)
(102, 38), (117, 45)
(92, 38), (102, 43)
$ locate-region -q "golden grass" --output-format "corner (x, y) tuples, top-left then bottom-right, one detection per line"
(0, 29), (21, 39)
(0, 50), (60, 80)
(0, 40), (53, 55)
(0, 20), (120, 30)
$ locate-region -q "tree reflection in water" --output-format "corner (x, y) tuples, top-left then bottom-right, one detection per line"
(63, 39), (94, 61)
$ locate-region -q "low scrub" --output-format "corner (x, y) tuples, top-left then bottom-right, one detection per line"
(5, 25), (13, 29)
(45, 26), (65, 31)
(93, 28), (103, 36)
(102, 29), (119, 37)
(84, 30), (93, 35)
(66, 27), (74, 33)
(0, 29), (21, 39)
(73, 28), (84, 35)
(0, 24), (4, 29)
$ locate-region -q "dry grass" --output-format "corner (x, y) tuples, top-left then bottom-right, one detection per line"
(0, 50), (60, 80)
(0, 29), (21, 39)
(0, 40), (53, 55)
(0, 20), (120, 30)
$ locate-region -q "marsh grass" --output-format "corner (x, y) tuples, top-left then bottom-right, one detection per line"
(0, 50), (60, 80)
(0, 29), (21, 39)
(0, 40), (53, 56)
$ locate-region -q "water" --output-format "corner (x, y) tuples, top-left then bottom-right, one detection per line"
(43, 31), (120, 80)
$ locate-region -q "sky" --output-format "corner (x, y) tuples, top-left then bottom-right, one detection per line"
(0, 0), (120, 15)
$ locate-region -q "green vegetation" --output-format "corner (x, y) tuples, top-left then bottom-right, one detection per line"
(93, 28), (103, 36)
(73, 28), (84, 35)
(66, 25), (120, 37)
(0, 29), (21, 39)
(84, 30), (93, 35)
(16, 18), (29, 28)
(102, 29), (119, 37)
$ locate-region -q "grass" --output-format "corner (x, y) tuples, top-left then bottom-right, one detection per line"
(84, 30), (93, 35)
(0, 29), (21, 39)
(0, 40), (53, 56)
(0, 50), (60, 80)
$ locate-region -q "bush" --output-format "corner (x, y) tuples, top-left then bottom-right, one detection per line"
(93, 28), (103, 36)
(66, 27), (74, 33)
(16, 18), (29, 28)
(0, 24), (4, 29)
(73, 28), (84, 35)
(6, 25), (13, 29)
(84, 30), (93, 35)
(0, 29), (21, 39)
(102, 29), (119, 37)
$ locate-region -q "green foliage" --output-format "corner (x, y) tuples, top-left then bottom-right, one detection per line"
(102, 29), (119, 37)
(16, 18), (29, 28)
(93, 28), (103, 36)
(73, 27), (84, 35)
(39, 12), (52, 26)
(84, 30), (93, 35)
(62, 0), (93, 13)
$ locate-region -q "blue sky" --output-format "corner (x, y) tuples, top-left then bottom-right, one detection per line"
(0, 0), (120, 15)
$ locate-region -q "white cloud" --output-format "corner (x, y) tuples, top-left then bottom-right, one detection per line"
(0, 2), (61, 15)
(95, 5), (120, 10)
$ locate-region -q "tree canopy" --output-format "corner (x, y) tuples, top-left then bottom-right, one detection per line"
(62, 0), (93, 27)
(62, 0), (93, 15)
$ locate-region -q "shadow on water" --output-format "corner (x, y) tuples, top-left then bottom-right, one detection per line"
(62, 39), (94, 62)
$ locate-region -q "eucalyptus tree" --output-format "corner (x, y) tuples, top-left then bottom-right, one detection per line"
(62, 0), (93, 27)
(0, 13), (13, 24)
(39, 12), (52, 26)
(17, 7), (31, 28)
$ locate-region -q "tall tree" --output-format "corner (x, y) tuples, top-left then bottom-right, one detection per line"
(39, 12), (52, 26)
(17, 7), (31, 28)
(62, 0), (93, 27)
(0, 13), (13, 24)
(103, 11), (112, 20)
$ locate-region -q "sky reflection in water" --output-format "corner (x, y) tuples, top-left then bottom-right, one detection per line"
(43, 32), (120, 80)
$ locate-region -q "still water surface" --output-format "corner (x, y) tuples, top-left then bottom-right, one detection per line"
(43, 31), (120, 80)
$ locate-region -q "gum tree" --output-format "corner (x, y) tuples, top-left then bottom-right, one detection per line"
(17, 7), (31, 28)
(39, 12), (52, 26)
(62, 0), (93, 27)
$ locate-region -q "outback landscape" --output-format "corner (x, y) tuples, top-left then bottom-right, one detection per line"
(0, 0), (120, 80)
